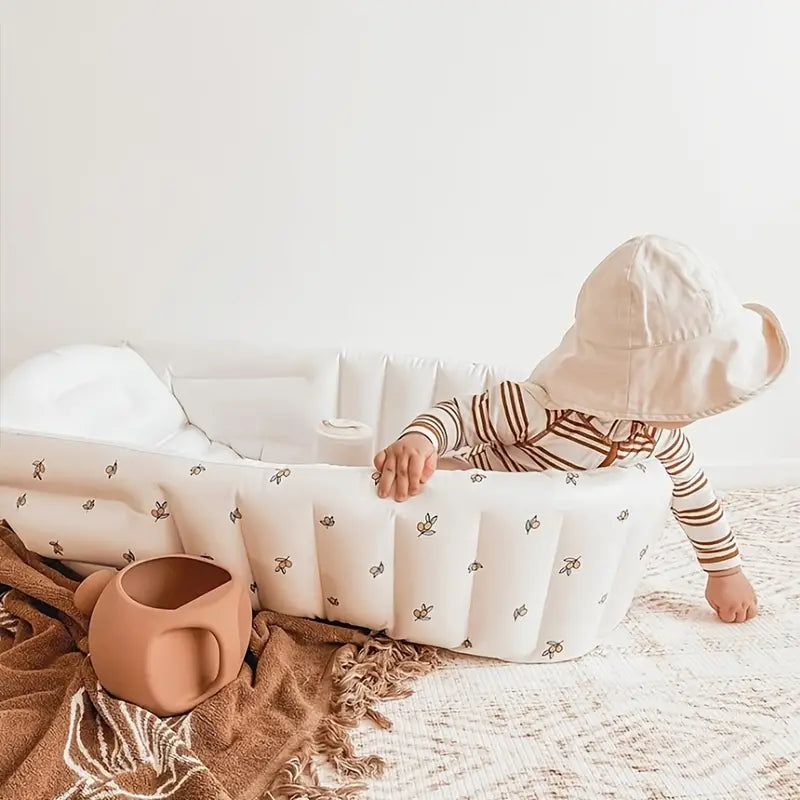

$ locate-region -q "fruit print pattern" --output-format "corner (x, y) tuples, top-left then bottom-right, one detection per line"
(274, 557), (292, 575)
(559, 556), (581, 576)
(370, 562), (384, 578)
(416, 513), (438, 537)
(11, 458), (646, 661)
(270, 468), (291, 485)
(542, 640), (564, 659)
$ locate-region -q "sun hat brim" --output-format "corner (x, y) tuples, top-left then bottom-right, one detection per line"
(528, 302), (789, 423)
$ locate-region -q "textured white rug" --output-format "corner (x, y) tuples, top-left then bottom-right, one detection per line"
(350, 487), (800, 800)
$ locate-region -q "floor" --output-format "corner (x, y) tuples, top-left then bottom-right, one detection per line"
(346, 487), (800, 799)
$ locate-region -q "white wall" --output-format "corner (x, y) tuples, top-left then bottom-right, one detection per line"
(2, 1), (798, 482)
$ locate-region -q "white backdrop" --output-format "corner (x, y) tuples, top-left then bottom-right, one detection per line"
(1, 1), (798, 483)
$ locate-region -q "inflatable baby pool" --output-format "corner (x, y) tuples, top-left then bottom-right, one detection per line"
(0, 342), (672, 663)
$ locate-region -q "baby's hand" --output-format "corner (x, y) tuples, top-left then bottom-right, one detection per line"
(374, 434), (437, 501)
(705, 568), (758, 623)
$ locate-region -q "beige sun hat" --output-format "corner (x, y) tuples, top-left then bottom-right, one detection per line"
(528, 234), (789, 423)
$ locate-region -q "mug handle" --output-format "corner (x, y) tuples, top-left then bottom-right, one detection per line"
(151, 602), (243, 715)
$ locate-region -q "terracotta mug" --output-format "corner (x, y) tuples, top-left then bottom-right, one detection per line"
(74, 555), (252, 716)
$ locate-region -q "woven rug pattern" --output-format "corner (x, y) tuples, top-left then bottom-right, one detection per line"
(348, 487), (800, 799)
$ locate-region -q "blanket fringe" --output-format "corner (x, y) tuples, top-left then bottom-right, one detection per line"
(267, 636), (443, 799)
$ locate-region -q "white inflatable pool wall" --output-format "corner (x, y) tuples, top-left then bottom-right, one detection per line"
(0, 343), (673, 663)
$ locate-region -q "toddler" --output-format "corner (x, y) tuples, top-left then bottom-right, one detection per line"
(374, 235), (788, 623)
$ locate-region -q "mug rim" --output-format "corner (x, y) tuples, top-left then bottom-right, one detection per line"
(118, 554), (234, 612)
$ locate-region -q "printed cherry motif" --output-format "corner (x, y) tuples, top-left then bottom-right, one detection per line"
(416, 513), (438, 537)
(83, 499), (95, 512)
(189, 464), (206, 476)
(525, 516), (541, 534)
(370, 561), (385, 578)
(542, 640), (564, 659)
(122, 550), (135, 564)
(467, 561), (483, 574)
(49, 540), (64, 557)
(151, 501), (170, 522)
(16, 493), (26, 509)
(274, 556), (292, 575)
(105, 461), (118, 479)
(320, 516), (335, 528)
(413, 603), (433, 621)
(230, 507), (242, 524)
(270, 468), (291, 485)
(513, 604), (528, 621)
(32, 459), (46, 480)
(559, 556), (581, 576)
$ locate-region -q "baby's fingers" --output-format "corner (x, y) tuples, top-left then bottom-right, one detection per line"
(407, 453), (425, 496)
(377, 454), (396, 499)
(374, 449), (387, 472)
(421, 453), (437, 483)
(745, 603), (758, 621)
(394, 456), (410, 501)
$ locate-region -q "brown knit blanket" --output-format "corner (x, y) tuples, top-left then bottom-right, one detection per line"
(0, 524), (440, 800)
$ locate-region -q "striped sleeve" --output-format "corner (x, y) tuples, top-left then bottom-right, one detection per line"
(400, 381), (549, 456)
(653, 428), (742, 573)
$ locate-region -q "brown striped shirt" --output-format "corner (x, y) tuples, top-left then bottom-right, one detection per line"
(403, 380), (740, 573)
